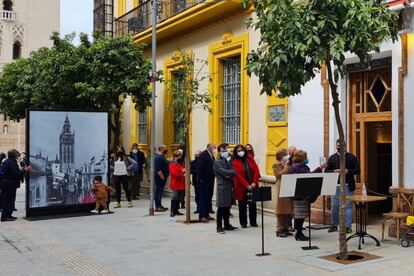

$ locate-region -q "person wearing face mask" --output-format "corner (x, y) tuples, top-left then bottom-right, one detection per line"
(129, 143), (146, 200)
(289, 150), (326, 241)
(110, 146), (137, 208)
(169, 150), (186, 217)
(285, 145), (298, 231)
(273, 148), (293, 237)
(232, 144), (260, 228)
(326, 139), (360, 234)
(214, 143), (237, 234)
(196, 143), (216, 223)
(154, 145), (170, 212)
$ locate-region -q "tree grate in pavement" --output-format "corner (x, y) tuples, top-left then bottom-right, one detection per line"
(7, 220), (118, 276)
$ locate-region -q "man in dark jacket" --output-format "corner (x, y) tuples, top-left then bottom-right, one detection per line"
(190, 150), (201, 214)
(129, 143), (146, 199)
(326, 139), (360, 233)
(154, 145), (169, 212)
(196, 143), (216, 222)
(1, 149), (30, 222)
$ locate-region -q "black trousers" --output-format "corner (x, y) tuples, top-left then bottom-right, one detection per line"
(193, 180), (200, 210)
(217, 207), (231, 229)
(113, 175), (131, 203)
(294, 218), (305, 236)
(1, 186), (16, 221)
(238, 192), (257, 227)
(0, 188), (3, 210)
(198, 177), (214, 219)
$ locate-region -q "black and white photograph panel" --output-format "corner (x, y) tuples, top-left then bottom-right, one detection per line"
(28, 111), (108, 208)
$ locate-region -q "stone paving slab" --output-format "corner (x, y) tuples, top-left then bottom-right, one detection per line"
(0, 222), (73, 276)
(2, 188), (414, 275)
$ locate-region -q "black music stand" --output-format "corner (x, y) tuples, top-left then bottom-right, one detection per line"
(294, 177), (323, 250)
(252, 186), (272, 257)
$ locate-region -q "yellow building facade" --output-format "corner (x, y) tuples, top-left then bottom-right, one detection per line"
(115, 0), (289, 178)
(112, 0), (414, 222)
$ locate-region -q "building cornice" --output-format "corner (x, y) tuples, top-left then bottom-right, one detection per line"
(133, 0), (251, 45)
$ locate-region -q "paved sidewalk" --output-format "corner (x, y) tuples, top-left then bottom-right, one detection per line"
(1, 188), (414, 275)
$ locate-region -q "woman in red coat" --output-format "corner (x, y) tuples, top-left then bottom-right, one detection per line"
(232, 144), (260, 228)
(169, 150), (185, 217)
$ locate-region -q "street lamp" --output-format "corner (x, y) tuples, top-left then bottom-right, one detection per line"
(149, 0), (157, 216)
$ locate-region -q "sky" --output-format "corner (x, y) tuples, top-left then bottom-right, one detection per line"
(60, 0), (94, 45)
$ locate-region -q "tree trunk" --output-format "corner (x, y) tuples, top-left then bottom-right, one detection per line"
(185, 110), (192, 223)
(326, 60), (348, 260)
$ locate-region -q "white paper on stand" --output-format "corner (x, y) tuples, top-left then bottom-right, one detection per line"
(279, 173), (339, 198)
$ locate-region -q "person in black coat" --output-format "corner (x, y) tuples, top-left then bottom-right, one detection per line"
(196, 143), (216, 222)
(1, 149), (31, 222)
(154, 145), (170, 212)
(129, 143), (146, 199)
(190, 150), (201, 214)
(326, 139), (360, 233)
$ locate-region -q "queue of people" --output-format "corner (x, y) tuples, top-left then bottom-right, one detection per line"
(105, 140), (359, 240)
(135, 141), (262, 234)
(1, 139), (359, 245)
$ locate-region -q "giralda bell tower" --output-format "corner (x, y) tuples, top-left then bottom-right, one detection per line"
(59, 114), (75, 174)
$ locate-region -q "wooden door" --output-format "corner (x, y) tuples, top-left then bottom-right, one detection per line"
(349, 67), (392, 192)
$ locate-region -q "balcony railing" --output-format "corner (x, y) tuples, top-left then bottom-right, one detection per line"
(1, 10), (15, 21)
(115, 0), (205, 37)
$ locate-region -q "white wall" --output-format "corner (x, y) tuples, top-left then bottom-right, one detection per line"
(288, 76), (325, 170)
(392, 39), (402, 187)
(247, 21), (267, 171)
(404, 32), (414, 188)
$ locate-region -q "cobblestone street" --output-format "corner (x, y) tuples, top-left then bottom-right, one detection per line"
(0, 188), (414, 275)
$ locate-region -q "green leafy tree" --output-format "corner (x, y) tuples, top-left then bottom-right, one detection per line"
(244, 0), (398, 259)
(167, 51), (211, 223)
(0, 32), (152, 146)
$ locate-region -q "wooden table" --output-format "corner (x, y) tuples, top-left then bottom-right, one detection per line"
(346, 195), (387, 250)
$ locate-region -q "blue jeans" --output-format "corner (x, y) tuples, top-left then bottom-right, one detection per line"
(154, 179), (167, 208)
(332, 185), (353, 228)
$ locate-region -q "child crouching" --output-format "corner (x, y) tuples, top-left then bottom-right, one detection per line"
(91, 176), (112, 214)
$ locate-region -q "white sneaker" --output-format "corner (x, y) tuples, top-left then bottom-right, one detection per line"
(90, 209), (98, 214)
(101, 210), (108, 214)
